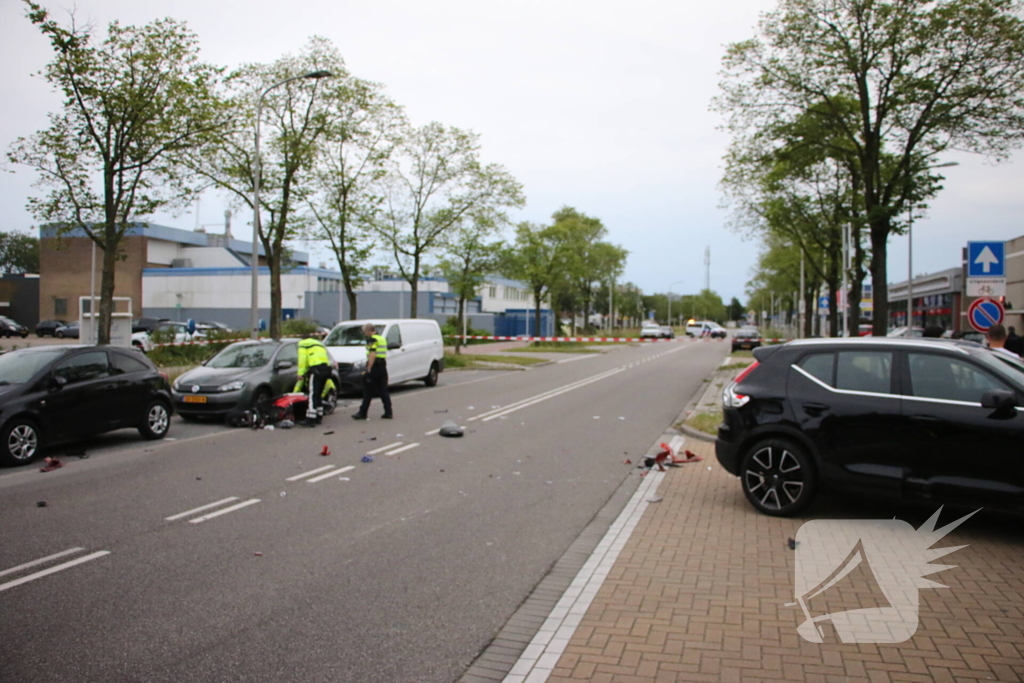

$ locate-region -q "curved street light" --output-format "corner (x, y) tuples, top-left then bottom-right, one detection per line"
(250, 70), (334, 339)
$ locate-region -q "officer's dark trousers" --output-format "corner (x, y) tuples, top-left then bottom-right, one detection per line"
(307, 364), (332, 420)
(359, 361), (392, 416)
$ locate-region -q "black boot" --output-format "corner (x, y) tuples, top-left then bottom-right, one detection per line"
(351, 412), (367, 420)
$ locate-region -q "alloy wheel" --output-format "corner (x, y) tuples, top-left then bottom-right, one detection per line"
(743, 445), (805, 511)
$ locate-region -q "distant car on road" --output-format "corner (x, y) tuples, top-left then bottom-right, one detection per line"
(197, 321), (234, 336)
(132, 321), (205, 352)
(35, 319), (68, 337)
(658, 325), (675, 339)
(0, 345), (173, 466)
(731, 328), (762, 352)
(172, 339), (337, 420)
(687, 321), (726, 338)
(716, 337), (1024, 516)
(131, 317), (169, 334)
(0, 317), (29, 338)
(54, 321), (80, 339)
(640, 322), (661, 339)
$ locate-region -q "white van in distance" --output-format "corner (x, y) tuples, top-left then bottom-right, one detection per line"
(323, 319), (445, 393)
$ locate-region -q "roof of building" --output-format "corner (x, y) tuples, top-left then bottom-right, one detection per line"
(40, 222), (309, 264)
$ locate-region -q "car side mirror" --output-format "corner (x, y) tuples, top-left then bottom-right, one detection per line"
(51, 375), (68, 391)
(981, 389), (1017, 411)
(275, 360), (294, 371)
(200, 359), (208, 366)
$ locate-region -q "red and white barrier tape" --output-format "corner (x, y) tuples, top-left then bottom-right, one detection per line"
(448, 335), (680, 342)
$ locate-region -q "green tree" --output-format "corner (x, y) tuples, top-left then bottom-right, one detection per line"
(717, 0), (1024, 334)
(438, 217), (505, 353)
(187, 37), (339, 339)
(727, 297), (745, 322)
(8, 2), (225, 343)
(0, 232), (40, 274)
(307, 75), (405, 320)
(502, 222), (570, 336)
(374, 122), (525, 318)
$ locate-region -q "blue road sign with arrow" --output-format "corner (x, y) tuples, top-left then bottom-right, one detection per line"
(967, 242), (1005, 277)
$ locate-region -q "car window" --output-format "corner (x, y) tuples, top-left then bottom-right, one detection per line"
(836, 351), (892, 394)
(275, 342), (298, 365)
(386, 325), (402, 349)
(110, 352), (149, 375)
(208, 343), (276, 369)
(798, 353), (834, 386)
(325, 324), (382, 346)
(0, 349), (67, 385)
(909, 353), (1009, 403)
(54, 351), (111, 384)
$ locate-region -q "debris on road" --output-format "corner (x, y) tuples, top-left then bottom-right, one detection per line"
(36, 501), (47, 507)
(434, 409), (448, 413)
(280, 492), (287, 497)
(320, 445), (331, 456)
(439, 420), (463, 437)
(323, 430), (335, 435)
(647, 496), (663, 503)
(623, 459), (632, 465)
(263, 425), (274, 430)
(278, 420), (294, 429)
(361, 455), (374, 463)
(39, 457), (63, 473)
(787, 538), (798, 550)
(254, 552), (263, 556)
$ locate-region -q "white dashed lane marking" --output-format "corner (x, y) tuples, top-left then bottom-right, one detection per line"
(0, 548), (111, 593)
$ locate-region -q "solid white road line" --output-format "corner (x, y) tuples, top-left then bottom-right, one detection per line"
(556, 355), (596, 364)
(0, 547), (85, 579)
(482, 369), (625, 423)
(286, 465), (337, 482)
(366, 441), (403, 454)
(469, 368), (623, 422)
(307, 466), (355, 483)
(165, 497), (240, 521)
(0, 551), (111, 593)
(385, 443), (420, 455)
(424, 428), (441, 436)
(188, 499), (261, 524)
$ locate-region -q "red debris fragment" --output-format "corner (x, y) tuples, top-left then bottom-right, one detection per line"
(39, 457), (63, 473)
(254, 552), (263, 556)
(623, 459), (632, 465)
(320, 445), (331, 456)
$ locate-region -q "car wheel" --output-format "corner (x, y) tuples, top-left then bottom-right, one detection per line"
(423, 362), (439, 387)
(1, 418), (41, 466)
(138, 401), (171, 440)
(56, 330), (65, 339)
(36, 332), (44, 338)
(20, 331), (27, 338)
(739, 438), (816, 517)
(251, 387), (272, 411)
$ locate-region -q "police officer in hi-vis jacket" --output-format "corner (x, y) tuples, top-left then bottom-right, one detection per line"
(296, 333), (332, 426)
(352, 323), (393, 420)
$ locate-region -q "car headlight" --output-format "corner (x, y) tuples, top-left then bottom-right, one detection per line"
(217, 380), (246, 392)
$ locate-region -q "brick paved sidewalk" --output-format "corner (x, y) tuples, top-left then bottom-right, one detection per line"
(538, 439), (1024, 683)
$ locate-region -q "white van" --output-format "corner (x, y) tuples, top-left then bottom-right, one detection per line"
(323, 319), (445, 392)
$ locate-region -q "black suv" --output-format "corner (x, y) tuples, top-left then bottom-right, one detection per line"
(716, 338), (1024, 516)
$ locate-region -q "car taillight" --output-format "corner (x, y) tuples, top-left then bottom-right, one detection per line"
(723, 361), (759, 408)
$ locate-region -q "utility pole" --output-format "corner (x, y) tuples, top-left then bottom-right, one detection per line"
(704, 246), (710, 293)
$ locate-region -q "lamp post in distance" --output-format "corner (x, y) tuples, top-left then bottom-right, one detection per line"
(907, 160), (959, 331)
(668, 280), (685, 328)
(250, 70), (334, 339)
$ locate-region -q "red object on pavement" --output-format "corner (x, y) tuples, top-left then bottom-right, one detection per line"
(320, 445), (331, 456)
(39, 457), (63, 472)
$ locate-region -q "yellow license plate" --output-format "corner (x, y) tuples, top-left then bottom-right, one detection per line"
(183, 395), (207, 404)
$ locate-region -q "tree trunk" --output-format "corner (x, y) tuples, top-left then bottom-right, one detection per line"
(408, 257), (419, 319)
(456, 296), (464, 354)
(97, 238), (118, 345)
(534, 290), (543, 337)
(269, 250), (282, 339)
(869, 220), (890, 336)
(346, 287), (358, 320)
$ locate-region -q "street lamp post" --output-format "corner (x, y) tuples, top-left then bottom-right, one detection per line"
(907, 160), (958, 332)
(251, 70), (333, 339)
(668, 280), (685, 328)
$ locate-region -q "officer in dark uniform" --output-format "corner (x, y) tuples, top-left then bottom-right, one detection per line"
(352, 323), (393, 420)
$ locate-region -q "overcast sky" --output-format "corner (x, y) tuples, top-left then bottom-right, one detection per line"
(2, 0), (1023, 304)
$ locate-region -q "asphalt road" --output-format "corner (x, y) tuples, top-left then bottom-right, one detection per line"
(0, 338), (729, 683)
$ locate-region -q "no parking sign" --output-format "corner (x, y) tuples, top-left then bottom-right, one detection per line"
(967, 297), (1004, 333)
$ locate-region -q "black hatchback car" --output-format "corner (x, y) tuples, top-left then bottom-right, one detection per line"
(716, 338), (1024, 516)
(0, 345), (173, 466)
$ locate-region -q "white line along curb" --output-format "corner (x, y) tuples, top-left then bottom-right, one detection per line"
(503, 470), (666, 683)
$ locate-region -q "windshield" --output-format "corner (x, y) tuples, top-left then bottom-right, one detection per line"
(976, 350), (1024, 390)
(0, 348), (67, 385)
(325, 324), (381, 346)
(207, 343), (276, 369)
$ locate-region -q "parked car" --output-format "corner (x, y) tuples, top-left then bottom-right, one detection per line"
(197, 321), (234, 336)
(54, 321), (80, 339)
(0, 317), (29, 338)
(35, 319), (68, 337)
(0, 345), (173, 466)
(132, 321), (205, 352)
(172, 339), (337, 420)
(716, 337), (1024, 516)
(131, 317), (169, 334)
(640, 322), (661, 339)
(324, 318), (444, 393)
(659, 325), (676, 339)
(731, 328), (762, 352)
